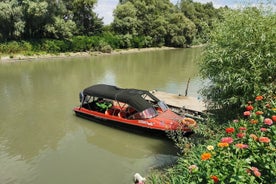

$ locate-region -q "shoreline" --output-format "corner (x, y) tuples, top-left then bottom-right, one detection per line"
(0, 47), (178, 63)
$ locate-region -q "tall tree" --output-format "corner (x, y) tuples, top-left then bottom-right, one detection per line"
(0, 0), (24, 41)
(22, 0), (49, 38)
(70, 0), (103, 35)
(179, 0), (224, 43)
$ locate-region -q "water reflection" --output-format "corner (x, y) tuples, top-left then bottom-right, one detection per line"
(0, 47), (202, 184)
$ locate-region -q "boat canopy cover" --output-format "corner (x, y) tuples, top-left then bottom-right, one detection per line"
(82, 84), (160, 112)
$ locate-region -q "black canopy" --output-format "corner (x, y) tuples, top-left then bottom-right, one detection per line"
(82, 84), (160, 112)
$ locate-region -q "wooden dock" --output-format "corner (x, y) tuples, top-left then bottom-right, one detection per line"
(150, 90), (207, 119)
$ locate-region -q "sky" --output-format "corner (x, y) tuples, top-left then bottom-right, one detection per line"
(94, 0), (241, 25)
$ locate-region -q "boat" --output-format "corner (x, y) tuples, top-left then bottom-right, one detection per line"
(73, 84), (196, 134)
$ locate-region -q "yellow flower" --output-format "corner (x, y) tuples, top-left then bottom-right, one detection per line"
(207, 145), (214, 151)
(217, 142), (229, 147)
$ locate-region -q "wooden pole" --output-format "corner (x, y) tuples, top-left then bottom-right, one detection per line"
(185, 78), (190, 96)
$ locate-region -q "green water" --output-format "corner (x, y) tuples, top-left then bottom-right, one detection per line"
(0, 47), (203, 184)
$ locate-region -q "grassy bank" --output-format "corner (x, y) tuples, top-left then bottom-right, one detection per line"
(0, 46), (176, 62)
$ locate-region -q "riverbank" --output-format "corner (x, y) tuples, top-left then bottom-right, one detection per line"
(0, 47), (177, 63)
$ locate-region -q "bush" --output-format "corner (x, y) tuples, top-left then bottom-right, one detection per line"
(199, 7), (276, 115)
(149, 95), (276, 183)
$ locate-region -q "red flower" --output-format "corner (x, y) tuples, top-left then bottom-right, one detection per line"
(239, 127), (247, 131)
(271, 115), (276, 122)
(264, 118), (273, 125)
(210, 175), (219, 183)
(221, 137), (234, 143)
(255, 95), (263, 101)
(259, 137), (270, 143)
(225, 127), (235, 133)
(243, 111), (251, 116)
(237, 133), (245, 138)
(246, 105), (254, 111)
(260, 128), (267, 132)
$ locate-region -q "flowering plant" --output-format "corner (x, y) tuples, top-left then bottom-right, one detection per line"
(151, 96), (276, 183)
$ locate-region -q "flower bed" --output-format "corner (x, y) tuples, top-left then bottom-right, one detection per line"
(151, 96), (276, 183)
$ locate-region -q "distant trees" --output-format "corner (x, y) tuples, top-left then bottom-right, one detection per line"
(0, 0), (226, 52)
(112, 0), (197, 47)
(0, 0), (103, 41)
(179, 0), (226, 43)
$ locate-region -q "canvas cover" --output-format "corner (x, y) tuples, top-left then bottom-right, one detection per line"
(82, 84), (160, 112)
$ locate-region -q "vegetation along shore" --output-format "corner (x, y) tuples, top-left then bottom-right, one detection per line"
(1, 0), (275, 183)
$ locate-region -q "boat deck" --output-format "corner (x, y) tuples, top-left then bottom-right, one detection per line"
(150, 90), (206, 118)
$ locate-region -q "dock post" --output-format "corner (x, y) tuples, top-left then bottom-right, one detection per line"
(185, 78), (190, 96)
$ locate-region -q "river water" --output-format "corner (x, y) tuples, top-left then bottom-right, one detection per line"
(0, 47), (203, 184)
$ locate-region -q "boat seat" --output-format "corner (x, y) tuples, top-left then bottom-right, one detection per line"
(105, 108), (120, 116)
(118, 111), (127, 118)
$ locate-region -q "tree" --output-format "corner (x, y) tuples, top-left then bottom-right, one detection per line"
(112, 0), (196, 47)
(44, 17), (77, 39)
(70, 0), (103, 35)
(199, 6), (276, 116)
(112, 2), (139, 35)
(179, 0), (224, 43)
(0, 0), (24, 41)
(22, 0), (49, 38)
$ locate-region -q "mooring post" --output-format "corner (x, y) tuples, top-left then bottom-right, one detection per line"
(185, 78), (190, 96)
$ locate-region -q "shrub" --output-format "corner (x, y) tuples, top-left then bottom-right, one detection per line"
(149, 96), (276, 183)
(199, 7), (276, 115)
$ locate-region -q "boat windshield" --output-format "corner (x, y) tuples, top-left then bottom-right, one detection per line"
(157, 101), (169, 112)
(137, 107), (158, 119)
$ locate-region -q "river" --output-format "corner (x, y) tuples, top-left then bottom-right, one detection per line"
(0, 47), (203, 184)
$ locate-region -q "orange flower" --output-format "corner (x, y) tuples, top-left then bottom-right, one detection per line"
(255, 111), (264, 115)
(210, 175), (219, 183)
(235, 143), (248, 149)
(255, 95), (263, 101)
(250, 119), (258, 124)
(259, 137), (270, 143)
(218, 142), (229, 147)
(250, 134), (258, 141)
(251, 167), (261, 177)
(201, 153), (211, 161)
(225, 127), (235, 133)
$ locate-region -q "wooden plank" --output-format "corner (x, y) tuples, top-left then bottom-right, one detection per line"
(150, 90), (206, 113)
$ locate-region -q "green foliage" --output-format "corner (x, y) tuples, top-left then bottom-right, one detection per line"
(179, 0), (225, 44)
(149, 96), (276, 183)
(112, 0), (197, 47)
(70, 0), (103, 35)
(0, 0), (24, 41)
(199, 6), (276, 114)
(44, 17), (77, 39)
